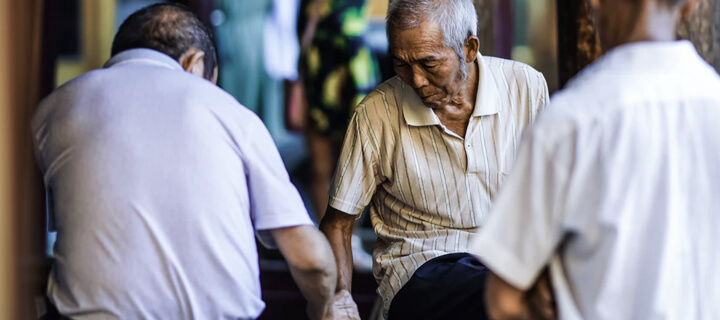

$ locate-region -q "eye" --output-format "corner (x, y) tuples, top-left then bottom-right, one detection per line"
(423, 62), (438, 70)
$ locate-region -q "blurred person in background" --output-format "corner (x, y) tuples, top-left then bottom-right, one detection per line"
(34, 4), (336, 319)
(471, 0), (720, 319)
(213, 0), (305, 166)
(320, 0), (549, 318)
(299, 0), (382, 271)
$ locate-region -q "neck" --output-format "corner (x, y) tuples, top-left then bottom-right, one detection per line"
(610, 2), (679, 50)
(446, 59), (478, 113)
(466, 59), (479, 109)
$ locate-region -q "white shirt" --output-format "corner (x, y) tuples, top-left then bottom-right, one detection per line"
(329, 56), (548, 315)
(470, 41), (720, 320)
(32, 49), (313, 319)
(264, 0), (300, 80)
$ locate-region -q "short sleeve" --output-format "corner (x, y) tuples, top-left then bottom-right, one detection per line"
(328, 107), (382, 216)
(469, 128), (570, 290)
(242, 119), (313, 248)
(531, 71), (550, 123)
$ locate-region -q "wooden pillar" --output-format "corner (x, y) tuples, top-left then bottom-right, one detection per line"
(557, 0), (601, 88)
(677, 0), (720, 73)
(0, 1), (17, 316)
(0, 0), (46, 318)
(558, 0), (720, 88)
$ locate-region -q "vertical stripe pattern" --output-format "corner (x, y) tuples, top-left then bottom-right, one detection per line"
(328, 56), (549, 314)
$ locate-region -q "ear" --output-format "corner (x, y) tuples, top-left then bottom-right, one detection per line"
(679, 0), (700, 20)
(210, 66), (219, 85)
(463, 35), (480, 63)
(179, 48), (206, 79)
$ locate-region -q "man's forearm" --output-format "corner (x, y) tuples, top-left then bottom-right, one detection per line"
(272, 225), (337, 319)
(287, 263), (336, 319)
(485, 273), (530, 320)
(319, 206), (356, 291)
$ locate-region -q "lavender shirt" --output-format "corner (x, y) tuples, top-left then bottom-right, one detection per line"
(32, 49), (312, 319)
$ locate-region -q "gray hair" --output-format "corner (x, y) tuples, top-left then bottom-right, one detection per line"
(387, 0), (478, 77)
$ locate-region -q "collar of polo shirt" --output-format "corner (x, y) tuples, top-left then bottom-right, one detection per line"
(103, 48), (184, 71)
(402, 52), (501, 127)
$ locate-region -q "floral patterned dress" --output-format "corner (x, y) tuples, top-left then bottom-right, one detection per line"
(303, 0), (381, 141)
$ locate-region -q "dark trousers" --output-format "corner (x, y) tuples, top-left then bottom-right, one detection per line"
(41, 297), (70, 320)
(387, 253), (490, 320)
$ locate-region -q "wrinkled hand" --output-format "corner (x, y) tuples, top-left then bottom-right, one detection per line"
(307, 302), (332, 320)
(526, 270), (556, 320)
(332, 290), (361, 320)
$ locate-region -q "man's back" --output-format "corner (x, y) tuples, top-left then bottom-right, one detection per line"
(473, 41), (720, 320)
(32, 49), (310, 319)
(541, 41), (720, 319)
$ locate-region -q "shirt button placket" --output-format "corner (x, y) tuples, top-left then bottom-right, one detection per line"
(465, 141), (474, 172)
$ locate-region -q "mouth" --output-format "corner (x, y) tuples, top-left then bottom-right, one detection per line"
(419, 95), (443, 108)
(420, 93), (439, 100)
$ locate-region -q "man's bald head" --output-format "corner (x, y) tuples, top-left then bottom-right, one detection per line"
(111, 3), (217, 80)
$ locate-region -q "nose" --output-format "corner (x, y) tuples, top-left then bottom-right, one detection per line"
(410, 64), (429, 89)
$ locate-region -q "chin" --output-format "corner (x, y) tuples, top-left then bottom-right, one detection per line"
(421, 100), (439, 109)
(422, 98), (446, 109)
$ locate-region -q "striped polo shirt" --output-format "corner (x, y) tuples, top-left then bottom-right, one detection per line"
(328, 54), (548, 314)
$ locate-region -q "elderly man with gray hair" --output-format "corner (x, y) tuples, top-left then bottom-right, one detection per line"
(319, 0), (549, 319)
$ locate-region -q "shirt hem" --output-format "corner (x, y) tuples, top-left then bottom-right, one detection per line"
(328, 196), (365, 216)
(471, 235), (539, 290)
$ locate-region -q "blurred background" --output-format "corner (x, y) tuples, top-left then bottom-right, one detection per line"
(0, 0), (717, 318)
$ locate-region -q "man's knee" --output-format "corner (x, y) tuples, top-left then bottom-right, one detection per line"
(387, 253), (489, 320)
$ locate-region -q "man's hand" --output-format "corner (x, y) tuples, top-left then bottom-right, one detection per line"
(526, 270), (555, 320)
(319, 207), (361, 319)
(306, 301), (333, 320)
(307, 289), (359, 320)
(332, 290), (361, 320)
(485, 270), (556, 320)
(272, 226), (337, 320)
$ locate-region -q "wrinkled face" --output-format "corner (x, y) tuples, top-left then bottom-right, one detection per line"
(389, 23), (468, 109)
(587, 0), (644, 50)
